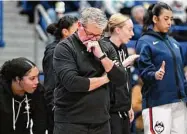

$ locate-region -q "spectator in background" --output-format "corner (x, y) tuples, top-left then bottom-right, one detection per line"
(131, 5), (145, 40)
(161, 0), (187, 23)
(136, 2), (187, 134)
(53, 7), (126, 134)
(42, 15), (78, 134)
(19, 1), (39, 23)
(105, 13), (139, 134)
(0, 57), (47, 134)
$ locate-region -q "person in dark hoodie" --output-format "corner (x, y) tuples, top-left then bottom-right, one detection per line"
(53, 7), (126, 134)
(0, 57), (47, 134)
(104, 13), (140, 134)
(42, 15), (78, 134)
(135, 2), (187, 134)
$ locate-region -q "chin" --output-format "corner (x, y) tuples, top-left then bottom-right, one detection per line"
(27, 88), (36, 94)
(123, 40), (129, 44)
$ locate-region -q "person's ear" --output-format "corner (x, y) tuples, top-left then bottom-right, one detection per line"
(62, 29), (69, 38)
(153, 15), (158, 24)
(78, 21), (82, 28)
(115, 27), (121, 34)
(15, 76), (21, 83)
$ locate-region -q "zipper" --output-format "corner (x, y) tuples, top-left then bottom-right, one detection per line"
(163, 40), (182, 99)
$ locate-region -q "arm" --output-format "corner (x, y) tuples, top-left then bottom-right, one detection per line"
(53, 43), (110, 92)
(88, 73), (109, 91)
(89, 40), (126, 86)
(42, 45), (56, 107)
(135, 40), (157, 83)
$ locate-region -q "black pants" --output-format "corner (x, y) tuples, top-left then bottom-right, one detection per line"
(53, 121), (111, 134)
(110, 112), (130, 134)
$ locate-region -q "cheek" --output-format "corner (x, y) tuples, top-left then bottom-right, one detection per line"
(23, 81), (36, 93)
(120, 31), (128, 39)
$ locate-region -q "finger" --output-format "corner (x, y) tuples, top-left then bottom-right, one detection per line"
(134, 54), (140, 59)
(160, 61), (165, 71)
(159, 71), (165, 76)
(159, 68), (165, 74)
(130, 115), (134, 122)
(158, 74), (164, 80)
(87, 43), (93, 52)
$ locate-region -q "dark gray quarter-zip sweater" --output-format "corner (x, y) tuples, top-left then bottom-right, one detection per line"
(53, 33), (126, 123)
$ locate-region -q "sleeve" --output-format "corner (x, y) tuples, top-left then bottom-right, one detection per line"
(53, 43), (90, 92)
(42, 46), (56, 91)
(135, 40), (156, 83)
(0, 84), (12, 134)
(42, 46), (56, 107)
(32, 84), (47, 134)
(104, 42), (127, 86)
(178, 43), (187, 92)
(179, 42), (187, 67)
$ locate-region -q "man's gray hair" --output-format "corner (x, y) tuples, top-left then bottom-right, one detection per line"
(80, 7), (108, 29)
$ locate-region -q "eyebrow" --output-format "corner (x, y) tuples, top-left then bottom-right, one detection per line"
(164, 16), (173, 19)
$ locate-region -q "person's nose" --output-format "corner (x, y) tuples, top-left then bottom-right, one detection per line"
(35, 77), (39, 85)
(131, 30), (134, 36)
(168, 19), (172, 27)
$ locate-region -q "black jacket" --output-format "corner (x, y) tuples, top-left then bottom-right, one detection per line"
(105, 38), (132, 113)
(0, 76), (47, 134)
(42, 39), (60, 109)
(53, 32), (126, 124)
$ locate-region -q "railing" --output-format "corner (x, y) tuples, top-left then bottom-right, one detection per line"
(0, 1), (5, 47)
(34, 4), (52, 66)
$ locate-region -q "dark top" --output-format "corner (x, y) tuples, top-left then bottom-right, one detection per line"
(0, 76), (47, 134)
(53, 33), (126, 123)
(42, 39), (60, 109)
(105, 37), (132, 113)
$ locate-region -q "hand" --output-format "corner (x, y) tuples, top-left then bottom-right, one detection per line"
(128, 107), (134, 123)
(86, 41), (104, 58)
(155, 61), (165, 80)
(122, 54), (140, 67)
(102, 73), (110, 83)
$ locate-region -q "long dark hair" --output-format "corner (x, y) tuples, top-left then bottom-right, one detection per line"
(46, 15), (78, 40)
(0, 57), (36, 83)
(143, 2), (172, 33)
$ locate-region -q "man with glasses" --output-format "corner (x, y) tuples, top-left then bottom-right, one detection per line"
(53, 7), (126, 134)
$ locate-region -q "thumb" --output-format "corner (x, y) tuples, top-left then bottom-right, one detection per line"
(160, 61), (165, 70)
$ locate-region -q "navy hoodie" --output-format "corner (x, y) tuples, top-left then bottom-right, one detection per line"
(136, 29), (187, 109)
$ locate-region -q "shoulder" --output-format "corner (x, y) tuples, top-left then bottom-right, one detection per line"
(0, 77), (9, 95)
(99, 38), (114, 51)
(55, 34), (79, 53)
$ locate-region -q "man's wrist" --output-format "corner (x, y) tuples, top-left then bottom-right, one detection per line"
(99, 53), (107, 60)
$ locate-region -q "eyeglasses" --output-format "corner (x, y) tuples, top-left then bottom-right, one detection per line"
(82, 24), (104, 38)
